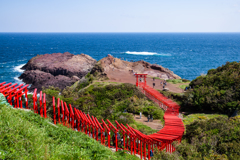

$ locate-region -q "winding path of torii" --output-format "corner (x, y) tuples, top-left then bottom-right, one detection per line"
(0, 74), (184, 160)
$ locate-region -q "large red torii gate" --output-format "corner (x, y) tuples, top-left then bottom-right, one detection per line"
(135, 73), (147, 87)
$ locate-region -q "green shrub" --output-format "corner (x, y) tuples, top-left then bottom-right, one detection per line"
(184, 61), (240, 116)
(176, 116), (240, 160)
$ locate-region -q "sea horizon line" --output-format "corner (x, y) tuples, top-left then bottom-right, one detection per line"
(0, 32), (240, 34)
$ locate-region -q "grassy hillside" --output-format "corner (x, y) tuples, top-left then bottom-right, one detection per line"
(184, 61), (240, 116)
(0, 102), (139, 160)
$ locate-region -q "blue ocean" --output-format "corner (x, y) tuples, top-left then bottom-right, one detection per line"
(0, 33), (240, 84)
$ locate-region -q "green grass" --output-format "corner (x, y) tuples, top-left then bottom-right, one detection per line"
(130, 121), (158, 135)
(183, 113), (228, 125)
(151, 77), (162, 80)
(0, 103), (139, 160)
(93, 81), (122, 87)
(147, 75), (160, 79)
(166, 79), (183, 84)
(179, 84), (189, 89)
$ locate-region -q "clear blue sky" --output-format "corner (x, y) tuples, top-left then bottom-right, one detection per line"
(0, 0), (240, 32)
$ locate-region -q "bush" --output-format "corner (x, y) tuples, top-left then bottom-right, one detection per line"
(184, 61), (240, 116)
(176, 116), (240, 160)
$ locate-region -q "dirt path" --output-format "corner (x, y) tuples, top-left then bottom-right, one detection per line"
(133, 114), (163, 130)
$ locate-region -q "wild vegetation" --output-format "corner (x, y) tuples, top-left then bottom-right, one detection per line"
(5, 61), (240, 159)
(183, 61), (240, 116)
(152, 62), (240, 159)
(178, 116), (240, 160)
(0, 102), (139, 160)
(41, 82), (164, 135)
(151, 116), (240, 160)
(166, 79), (190, 84)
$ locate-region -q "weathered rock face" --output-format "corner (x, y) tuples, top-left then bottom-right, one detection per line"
(19, 52), (97, 91)
(93, 54), (181, 80)
(22, 52), (96, 78)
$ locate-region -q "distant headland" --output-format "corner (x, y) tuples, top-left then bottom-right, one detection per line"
(19, 52), (181, 91)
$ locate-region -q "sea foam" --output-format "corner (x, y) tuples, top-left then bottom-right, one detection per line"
(14, 76), (24, 84)
(125, 51), (171, 56)
(14, 64), (25, 73)
(14, 76), (22, 82)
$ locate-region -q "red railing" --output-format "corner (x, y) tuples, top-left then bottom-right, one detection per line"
(0, 81), (184, 160)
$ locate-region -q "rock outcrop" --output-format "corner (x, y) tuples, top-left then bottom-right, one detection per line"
(19, 53), (181, 92)
(91, 54), (181, 81)
(19, 52), (97, 91)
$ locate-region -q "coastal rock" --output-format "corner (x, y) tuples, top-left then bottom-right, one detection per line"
(22, 52), (96, 78)
(19, 52), (97, 91)
(19, 70), (75, 91)
(92, 54), (181, 81)
(19, 70), (54, 85)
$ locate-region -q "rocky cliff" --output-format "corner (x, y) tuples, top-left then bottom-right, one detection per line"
(91, 54), (181, 81)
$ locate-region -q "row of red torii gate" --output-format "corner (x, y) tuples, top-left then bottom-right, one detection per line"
(0, 74), (184, 160)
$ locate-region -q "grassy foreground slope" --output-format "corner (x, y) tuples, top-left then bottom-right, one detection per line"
(0, 103), (139, 160)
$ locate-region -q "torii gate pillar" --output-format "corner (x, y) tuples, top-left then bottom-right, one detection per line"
(136, 74), (138, 86)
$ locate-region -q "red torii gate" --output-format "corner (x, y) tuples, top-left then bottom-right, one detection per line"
(135, 73), (147, 87)
(0, 77), (185, 158)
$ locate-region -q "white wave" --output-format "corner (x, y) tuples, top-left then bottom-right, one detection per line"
(14, 64), (25, 73)
(124, 51), (171, 56)
(14, 76), (24, 84)
(125, 51), (158, 55)
(17, 59), (27, 62)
